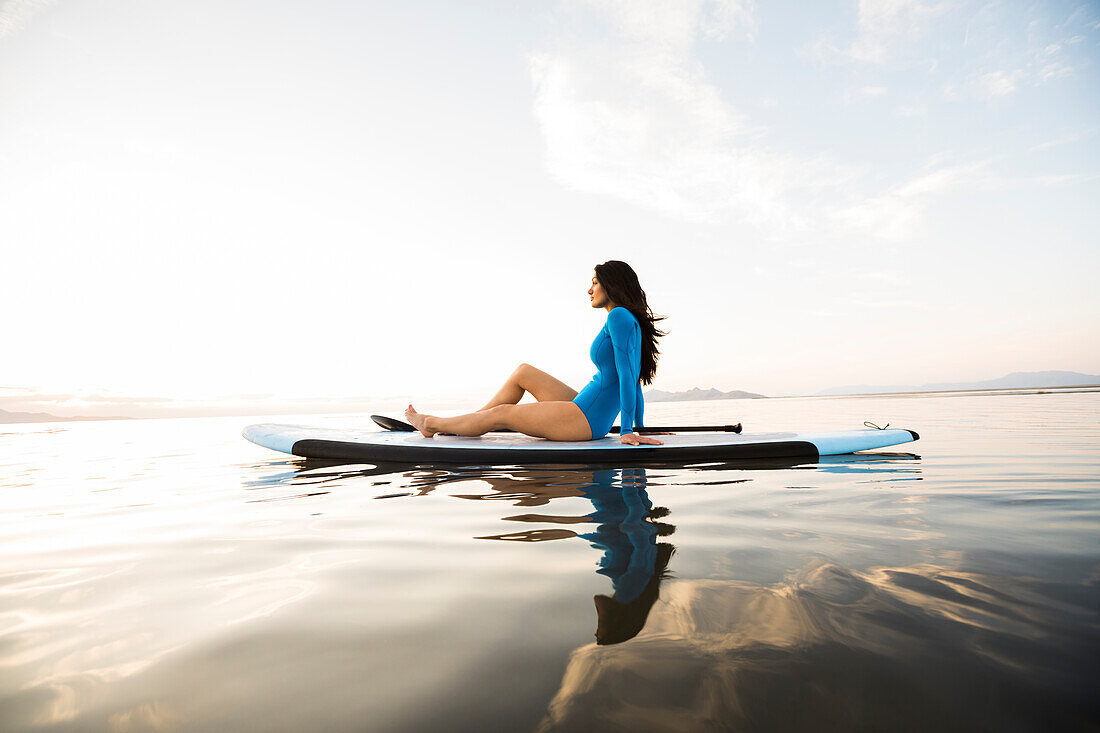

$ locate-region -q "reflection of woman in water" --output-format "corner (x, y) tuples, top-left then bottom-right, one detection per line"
(475, 467), (674, 645)
(582, 468), (675, 645)
(404, 260), (667, 446)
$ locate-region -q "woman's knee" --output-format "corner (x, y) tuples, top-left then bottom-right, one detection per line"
(486, 404), (513, 427)
(513, 362), (540, 386)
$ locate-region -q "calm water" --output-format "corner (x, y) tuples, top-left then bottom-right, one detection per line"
(2, 393), (1098, 732)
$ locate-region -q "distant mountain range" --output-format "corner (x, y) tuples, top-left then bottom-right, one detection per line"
(816, 371), (1100, 396)
(0, 409), (129, 424)
(646, 387), (765, 402)
(644, 371), (1099, 403)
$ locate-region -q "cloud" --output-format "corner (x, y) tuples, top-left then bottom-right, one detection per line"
(529, 0), (995, 241)
(0, 0), (54, 43)
(531, 0), (1093, 241)
(576, 0), (757, 51)
(833, 162), (991, 240)
(833, 161), (1093, 240)
(976, 69), (1025, 97)
(803, 0), (945, 66)
(806, 0), (1097, 103)
(532, 0), (867, 231)
(843, 85), (890, 103)
(846, 0), (946, 63)
(539, 561), (1085, 731)
(108, 702), (181, 733)
(946, 21), (1084, 101)
(1029, 126), (1099, 153)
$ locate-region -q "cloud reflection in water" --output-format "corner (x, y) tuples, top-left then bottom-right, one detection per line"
(275, 455), (1097, 731)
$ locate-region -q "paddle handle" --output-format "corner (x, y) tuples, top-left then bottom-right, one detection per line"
(370, 415), (741, 434)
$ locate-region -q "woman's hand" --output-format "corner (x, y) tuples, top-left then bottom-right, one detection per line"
(621, 432), (663, 446)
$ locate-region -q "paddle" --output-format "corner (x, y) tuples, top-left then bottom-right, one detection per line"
(370, 414), (742, 434)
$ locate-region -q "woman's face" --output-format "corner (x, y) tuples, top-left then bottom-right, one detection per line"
(588, 273), (610, 309)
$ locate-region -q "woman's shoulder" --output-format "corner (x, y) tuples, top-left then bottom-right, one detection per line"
(607, 306), (638, 324)
(606, 307), (640, 335)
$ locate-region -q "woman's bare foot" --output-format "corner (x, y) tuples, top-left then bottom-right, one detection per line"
(405, 404), (438, 438)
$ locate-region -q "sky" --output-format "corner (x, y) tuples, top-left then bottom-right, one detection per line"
(1, 0), (1098, 417)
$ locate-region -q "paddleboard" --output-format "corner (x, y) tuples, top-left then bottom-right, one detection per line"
(242, 423), (919, 464)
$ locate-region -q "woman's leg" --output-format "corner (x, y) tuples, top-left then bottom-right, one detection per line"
(406, 401), (591, 441)
(477, 363), (579, 412)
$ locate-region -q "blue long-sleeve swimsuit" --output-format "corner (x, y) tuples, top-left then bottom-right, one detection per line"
(572, 307), (645, 439)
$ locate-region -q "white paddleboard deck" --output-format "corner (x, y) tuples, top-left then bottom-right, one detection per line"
(242, 423), (919, 464)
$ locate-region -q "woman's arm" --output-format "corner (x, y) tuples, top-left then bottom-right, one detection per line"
(607, 308), (661, 445)
(608, 308), (640, 434)
(634, 382), (644, 429)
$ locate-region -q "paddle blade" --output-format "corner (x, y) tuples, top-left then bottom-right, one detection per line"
(371, 414), (416, 432)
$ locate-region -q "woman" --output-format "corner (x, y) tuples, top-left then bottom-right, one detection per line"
(405, 260), (666, 445)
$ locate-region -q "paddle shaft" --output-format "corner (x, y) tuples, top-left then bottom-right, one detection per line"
(370, 415), (741, 434)
(626, 425), (742, 434)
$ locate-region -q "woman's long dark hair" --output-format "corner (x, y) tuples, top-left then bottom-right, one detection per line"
(594, 260), (666, 385)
